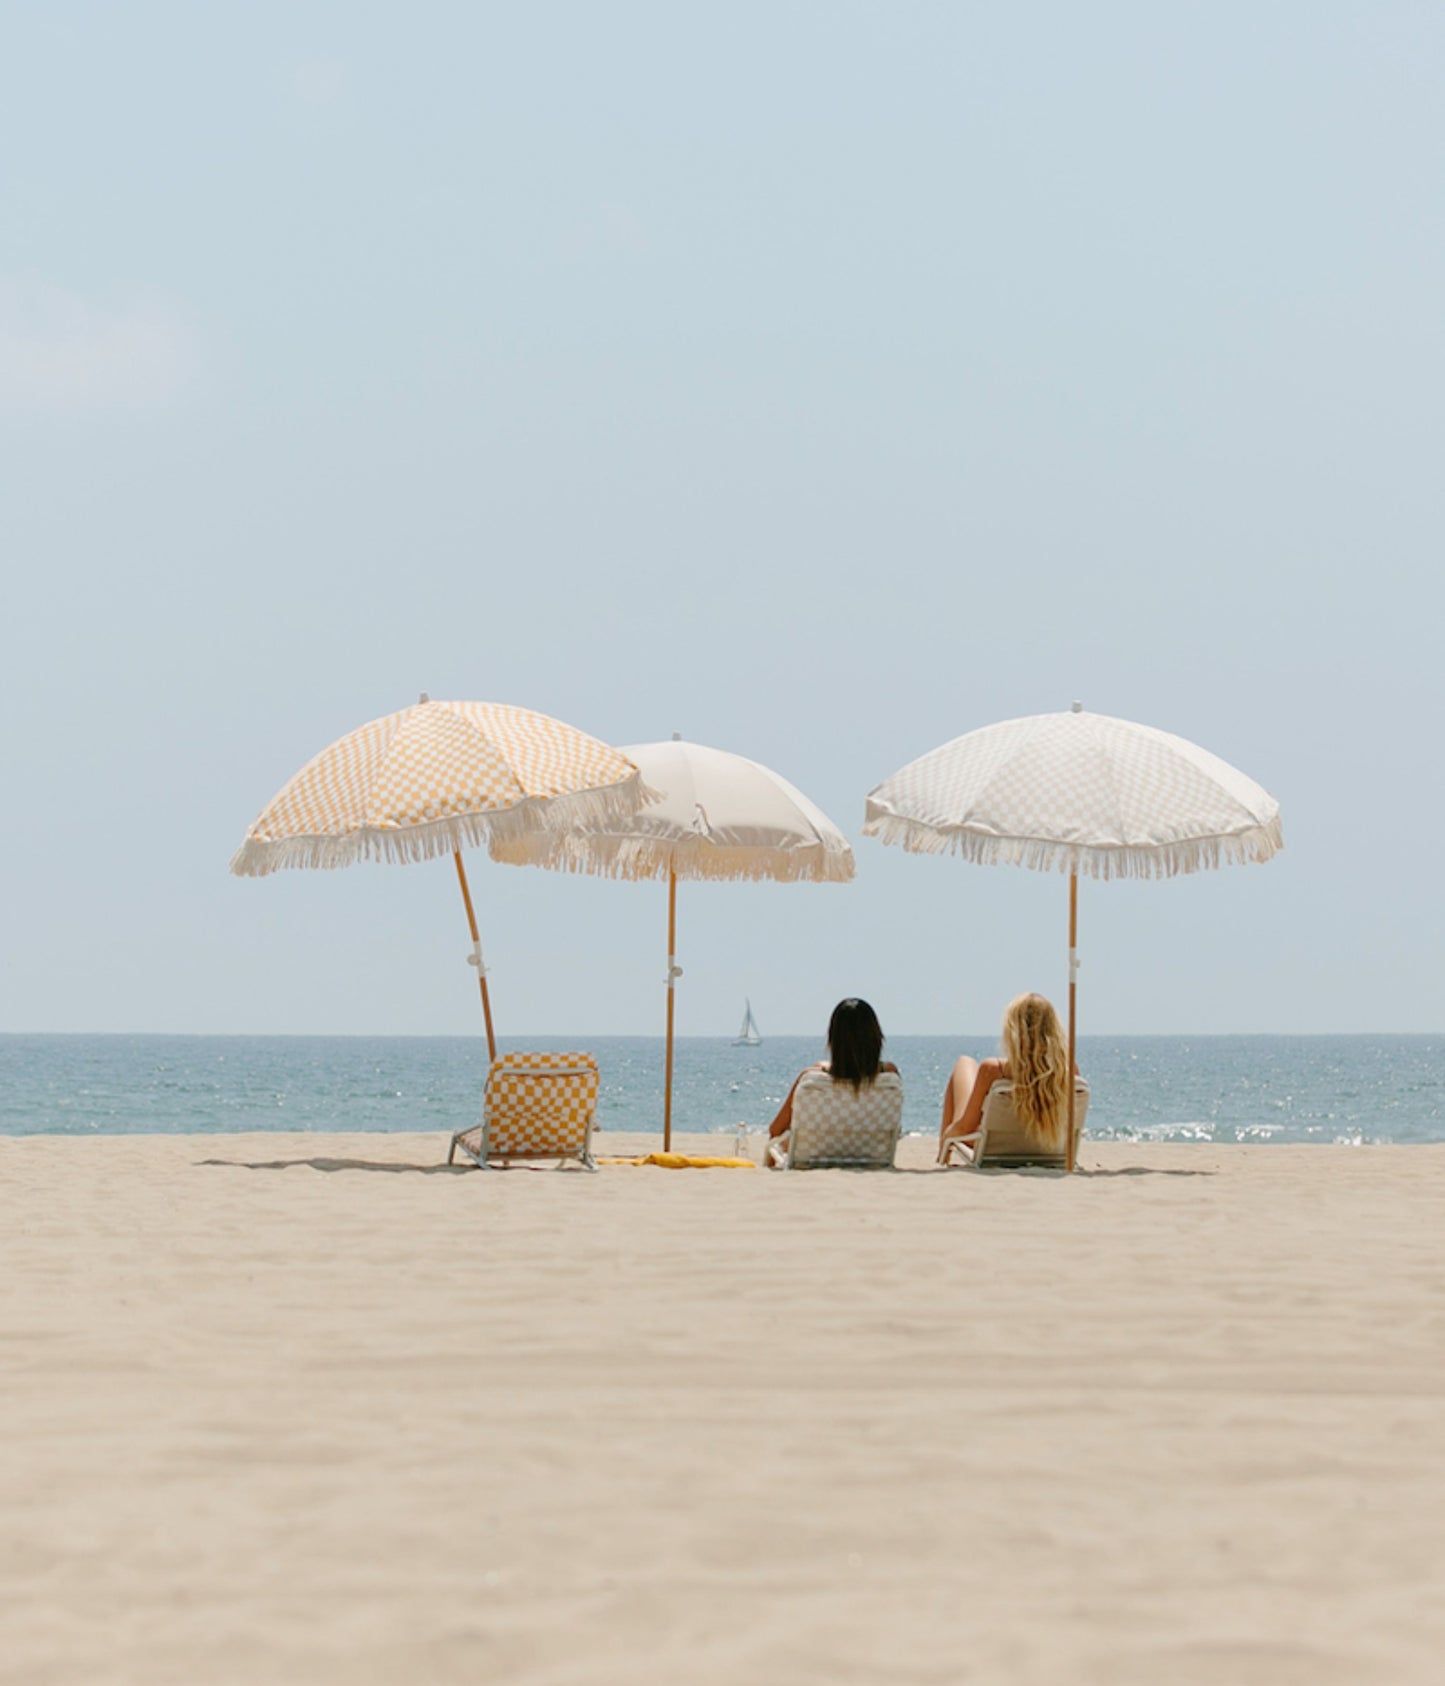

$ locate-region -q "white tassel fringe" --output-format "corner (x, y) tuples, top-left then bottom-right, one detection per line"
(487, 831), (856, 885)
(229, 774), (656, 877)
(859, 809), (1283, 881)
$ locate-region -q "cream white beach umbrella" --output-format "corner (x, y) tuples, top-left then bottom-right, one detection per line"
(230, 695), (650, 1059)
(490, 736), (855, 1147)
(863, 703), (1282, 1168)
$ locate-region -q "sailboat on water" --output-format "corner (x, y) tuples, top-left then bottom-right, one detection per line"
(733, 999), (762, 1046)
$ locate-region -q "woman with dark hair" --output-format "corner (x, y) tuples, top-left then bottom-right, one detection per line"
(763, 998), (898, 1164)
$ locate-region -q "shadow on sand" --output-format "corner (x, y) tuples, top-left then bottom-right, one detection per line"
(1070, 1164), (1216, 1178)
(199, 1155), (480, 1175)
(197, 1156), (1215, 1179)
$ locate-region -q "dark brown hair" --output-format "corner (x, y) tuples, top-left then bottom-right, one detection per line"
(826, 998), (884, 1092)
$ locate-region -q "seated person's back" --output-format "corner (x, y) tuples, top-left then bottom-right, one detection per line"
(938, 992), (1081, 1164)
(765, 997), (899, 1166)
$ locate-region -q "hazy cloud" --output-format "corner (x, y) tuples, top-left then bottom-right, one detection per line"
(0, 281), (203, 412)
(286, 58), (347, 108)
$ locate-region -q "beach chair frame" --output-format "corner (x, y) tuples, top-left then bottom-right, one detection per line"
(941, 1079), (1089, 1170)
(448, 1052), (600, 1171)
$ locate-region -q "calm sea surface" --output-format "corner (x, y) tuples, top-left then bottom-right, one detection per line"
(3, 1034), (1444, 1144)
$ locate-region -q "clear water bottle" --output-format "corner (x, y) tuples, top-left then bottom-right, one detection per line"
(733, 1121), (751, 1160)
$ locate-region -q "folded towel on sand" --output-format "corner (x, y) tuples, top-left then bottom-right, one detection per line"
(598, 1153), (756, 1170)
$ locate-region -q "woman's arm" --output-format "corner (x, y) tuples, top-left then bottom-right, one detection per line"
(766, 1064), (825, 1138)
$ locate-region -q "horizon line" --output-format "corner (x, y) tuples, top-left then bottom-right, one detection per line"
(1, 1029), (1435, 1042)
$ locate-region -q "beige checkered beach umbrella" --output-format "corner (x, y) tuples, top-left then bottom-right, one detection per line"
(863, 704), (1282, 1168)
(230, 695), (650, 1059)
(490, 736), (855, 1147)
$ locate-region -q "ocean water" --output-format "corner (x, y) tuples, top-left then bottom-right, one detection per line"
(3, 1033), (1444, 1145)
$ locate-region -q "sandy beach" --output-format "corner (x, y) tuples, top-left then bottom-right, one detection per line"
(4, 1132), (1443, 1685)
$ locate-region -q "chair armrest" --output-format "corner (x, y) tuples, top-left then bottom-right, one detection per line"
(939, 1130), (983, 1166)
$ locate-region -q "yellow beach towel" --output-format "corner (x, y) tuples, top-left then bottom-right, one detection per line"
(598, 1153), (756, 1169)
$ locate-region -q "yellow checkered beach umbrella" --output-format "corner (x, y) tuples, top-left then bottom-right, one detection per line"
(230, 695), (649, 1057)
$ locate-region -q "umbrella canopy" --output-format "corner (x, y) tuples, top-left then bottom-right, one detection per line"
(491, 737), (855, 1145)
(864, 704), (1282, 1167)
(230, 696), (647, 876)
(863, 706), (1281, 879)
(492, 736), (855, 883)
(230, 696), (650, 1059)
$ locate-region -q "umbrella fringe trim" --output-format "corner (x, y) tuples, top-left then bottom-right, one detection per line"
(229, 775), (657, 877)
(861, 811), (1283, 880)
(488, 832), (856, 884)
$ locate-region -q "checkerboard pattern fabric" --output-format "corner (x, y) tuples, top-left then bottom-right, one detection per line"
(231, 700), (644, 876)
(780, 1071), (904, 1169)
(863, 709), (1282, 880)
(451, 1052), (599, 1168)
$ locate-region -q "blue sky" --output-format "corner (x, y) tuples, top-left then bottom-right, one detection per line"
(2, 3), (1441, 1037)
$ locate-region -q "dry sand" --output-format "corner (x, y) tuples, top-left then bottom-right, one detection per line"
(3, 1131), (1444, 1685)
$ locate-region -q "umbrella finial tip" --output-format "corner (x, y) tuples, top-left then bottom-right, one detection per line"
(1071, 700), (1083, 713)
(419, 691), (431, 704)
(672, 730), (682, 740)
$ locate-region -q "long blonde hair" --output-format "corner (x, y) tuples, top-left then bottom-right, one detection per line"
(1001, 993), (1071, 1147)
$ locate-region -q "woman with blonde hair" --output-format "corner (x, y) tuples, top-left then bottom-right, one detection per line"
(938, 992), (1077, 1163)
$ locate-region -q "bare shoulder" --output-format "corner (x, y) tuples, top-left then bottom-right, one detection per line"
(880, 1060), (900, 1075)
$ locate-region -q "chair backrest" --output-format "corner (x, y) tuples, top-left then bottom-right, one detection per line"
(976, 1080), (1089, 1168)
(785, 1071), (904, 1169)
(484, 1052), (599, 1160)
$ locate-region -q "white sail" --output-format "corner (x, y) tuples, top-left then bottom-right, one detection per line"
(733, 999), (762, 1045)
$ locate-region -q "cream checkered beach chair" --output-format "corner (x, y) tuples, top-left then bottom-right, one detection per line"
(448, 1052), (600, 1171)
(768, 1070), (905, 1170)
(940, 1079), (1089, 1170)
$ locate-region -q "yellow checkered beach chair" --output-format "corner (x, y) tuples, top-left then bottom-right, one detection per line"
(448, 1052), (600, 1171)
(940, 1079), (1089, 1169)
(768, 1070), (905, 1170)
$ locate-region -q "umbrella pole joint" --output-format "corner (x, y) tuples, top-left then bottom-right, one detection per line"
(453, 851), (498, 1064)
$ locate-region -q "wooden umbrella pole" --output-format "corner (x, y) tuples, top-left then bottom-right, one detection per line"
(1067, 871), (1079, 1173)
(664, 864), (678, 1151)
(453, 850), (497, 1064)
